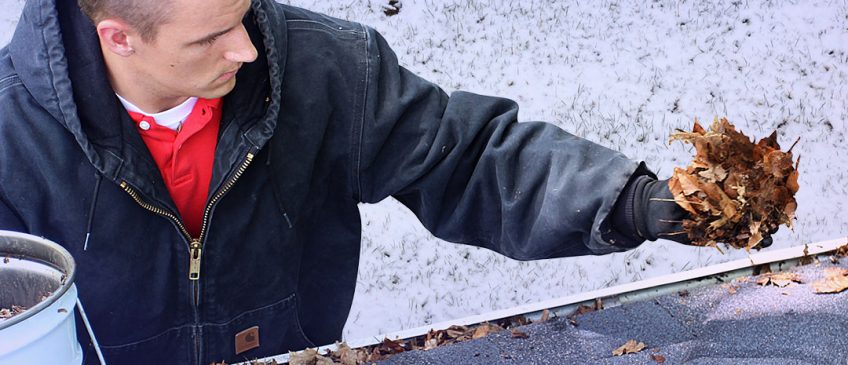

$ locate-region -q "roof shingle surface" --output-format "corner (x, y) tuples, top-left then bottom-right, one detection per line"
(378, 257), (848, 364)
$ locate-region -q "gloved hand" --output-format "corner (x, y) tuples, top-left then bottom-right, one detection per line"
(613, 175), (773, 248)
(634, 176), (691, 244)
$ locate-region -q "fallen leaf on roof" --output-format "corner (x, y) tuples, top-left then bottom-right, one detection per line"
(567, 299), (604, 325)
(510, 329), (529, 339)
(651, 354), (667, 363)
(496, 315), (530, 328)
(285, 315), (548, 364)
(289, 348), (330, 365)
(247, 360), (279, 365)
(669, 118), (799, 249)
(333, 342), (364, 365)
(573, 304), (595, 316)
(612, 340), (647, 356)
(836, 243), (848, 257)
(423, 337), (439, 351)
(726, 285), (738, 294)
(799, 244), (815, 265)
(756, 272), (803, 287)
(539, 309), (550, 322)
(813, 268), (848, 294)
(472, 323), (503, 339)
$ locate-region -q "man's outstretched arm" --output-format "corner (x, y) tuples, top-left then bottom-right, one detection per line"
(354, 28), (668, 260)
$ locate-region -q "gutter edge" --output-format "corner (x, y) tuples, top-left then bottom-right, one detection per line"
(246, 236), (848, 364)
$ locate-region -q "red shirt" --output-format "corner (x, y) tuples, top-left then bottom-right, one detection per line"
(128, 98), (221, 237)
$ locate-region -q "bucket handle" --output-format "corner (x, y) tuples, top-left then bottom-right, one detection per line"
(76, 299), (107, 365)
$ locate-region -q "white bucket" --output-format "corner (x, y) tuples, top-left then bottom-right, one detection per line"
(0, 231), (83, 365)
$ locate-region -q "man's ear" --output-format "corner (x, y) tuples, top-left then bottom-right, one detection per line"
(96, 19), (137, 57)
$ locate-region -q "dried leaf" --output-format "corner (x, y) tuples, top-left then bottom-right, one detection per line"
(726, 285), (738, 294)
(756, 272), (802, 287)
(511, 329), (529, 339)
(539, 309), (550, 322)
(677, 170), (703, 196)
(472, 323), (495, 339)
(424, 337), (438, 351)
(787, 169), (799, 194)
(651, 354), (667, 363)
(334, 342), (362, 365)
(594, 298), (605, 310)
(799, 244), (815, 265)
(612, 340), (647, 356)
(669, 118), (799, 249)
(747, 221), (764, 249)
(315, 356), (335, 365)
(669, 177), (698, 215)
(573, 304), (595, 316)
(698, 165), (727, 182)
(836, 243), (848, 257)
(813, 268), (848, 294)
(445, 325), (467, 339)
(289, 348), (321, 365)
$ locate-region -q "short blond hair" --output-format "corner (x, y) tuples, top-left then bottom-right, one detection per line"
(78, 0), (173, 42)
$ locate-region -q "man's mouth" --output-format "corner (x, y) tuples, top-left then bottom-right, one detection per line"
(218, 68), (239, 81)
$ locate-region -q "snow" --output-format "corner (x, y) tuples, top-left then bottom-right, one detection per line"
(1, 0), (846, 343)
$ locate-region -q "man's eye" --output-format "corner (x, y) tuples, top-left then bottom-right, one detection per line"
(202, 35), (220, 46)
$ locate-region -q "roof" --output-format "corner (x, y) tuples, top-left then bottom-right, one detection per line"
(377, 256), (848, 364)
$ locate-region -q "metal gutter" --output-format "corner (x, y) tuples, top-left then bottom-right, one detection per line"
(241, 236), (847, 364)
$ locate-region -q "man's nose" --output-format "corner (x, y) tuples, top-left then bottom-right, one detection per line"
(224, 25), (258, 63)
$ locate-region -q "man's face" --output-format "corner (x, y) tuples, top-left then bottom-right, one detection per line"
(126, 0), (257, 107)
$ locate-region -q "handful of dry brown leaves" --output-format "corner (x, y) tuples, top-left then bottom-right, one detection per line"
(669, 118), (799, 250)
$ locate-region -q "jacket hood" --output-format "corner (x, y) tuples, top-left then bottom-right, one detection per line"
(7, 0), (286, 184)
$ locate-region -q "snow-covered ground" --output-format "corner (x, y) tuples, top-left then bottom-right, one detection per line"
(2, 0), (846, 342)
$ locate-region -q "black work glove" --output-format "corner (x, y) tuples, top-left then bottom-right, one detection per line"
(612, 175), (774, 248)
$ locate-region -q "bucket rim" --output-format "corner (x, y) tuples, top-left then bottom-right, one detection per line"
(0, 230), (77, 330)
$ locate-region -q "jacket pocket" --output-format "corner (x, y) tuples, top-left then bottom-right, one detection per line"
(204, 293), (316, 364)
(84, 325), (194, 364)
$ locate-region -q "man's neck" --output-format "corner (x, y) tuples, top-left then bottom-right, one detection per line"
(102, 48), (188, 114)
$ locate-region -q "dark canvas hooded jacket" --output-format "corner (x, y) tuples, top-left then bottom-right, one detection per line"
(0, 0), (647, 363)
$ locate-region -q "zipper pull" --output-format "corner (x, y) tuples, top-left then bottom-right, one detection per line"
(189, 239), (202, 281)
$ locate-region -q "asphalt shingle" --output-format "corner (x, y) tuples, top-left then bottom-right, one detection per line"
(378, 257), (848, 364)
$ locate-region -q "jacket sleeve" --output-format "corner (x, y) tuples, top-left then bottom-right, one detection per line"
(355, 28), (650, 259)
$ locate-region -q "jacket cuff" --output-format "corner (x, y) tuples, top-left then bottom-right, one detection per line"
(606, 168), (656, 247)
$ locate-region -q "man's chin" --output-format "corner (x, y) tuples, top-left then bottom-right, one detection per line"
(201, 77), (238, 99)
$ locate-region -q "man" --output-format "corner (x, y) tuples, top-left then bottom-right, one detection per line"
(0, 0), (765, 363)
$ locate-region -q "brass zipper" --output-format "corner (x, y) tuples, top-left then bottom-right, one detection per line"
(187, 151), (255, 280)
(120, 181), (192, 240)
(196, 152), (255, 245)
(119, 151), (255, 281)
